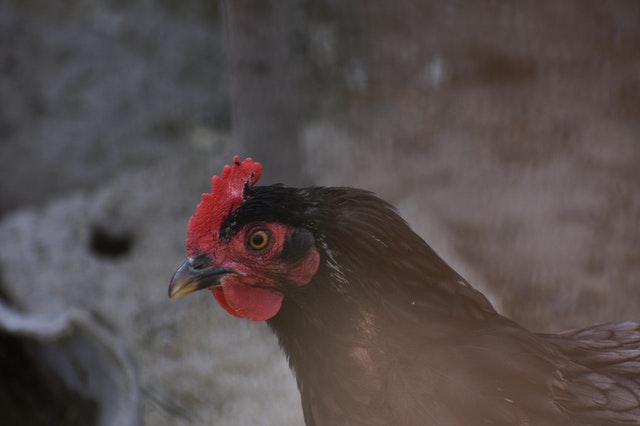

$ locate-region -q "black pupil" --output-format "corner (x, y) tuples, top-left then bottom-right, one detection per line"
(252, 233), (265, 247)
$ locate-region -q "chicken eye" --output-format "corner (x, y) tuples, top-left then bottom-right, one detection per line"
(247, 228), (271, 251)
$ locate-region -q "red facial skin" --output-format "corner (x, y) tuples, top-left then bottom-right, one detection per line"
(205, 222), (320, 321)
(184, 157), (319, 321)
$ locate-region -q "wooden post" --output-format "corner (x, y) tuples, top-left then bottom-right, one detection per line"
(224, 0), (303, 185)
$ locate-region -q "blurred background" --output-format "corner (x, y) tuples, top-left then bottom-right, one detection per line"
(0, 1), (639, 425)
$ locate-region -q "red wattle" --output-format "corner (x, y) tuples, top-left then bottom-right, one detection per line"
(211, 281), (284, 321)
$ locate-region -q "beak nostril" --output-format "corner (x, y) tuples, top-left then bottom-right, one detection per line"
(189, 255), (209, 270)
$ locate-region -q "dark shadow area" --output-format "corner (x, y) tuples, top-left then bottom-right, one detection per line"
(0, 332), (100, 426)
(0, 270), (99, 426)
(89, 225), (133, 259)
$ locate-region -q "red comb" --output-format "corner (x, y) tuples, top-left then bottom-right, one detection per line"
(186, 156), (263, 254)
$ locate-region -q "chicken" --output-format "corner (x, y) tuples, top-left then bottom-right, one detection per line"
(169, 156), (640, 425)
